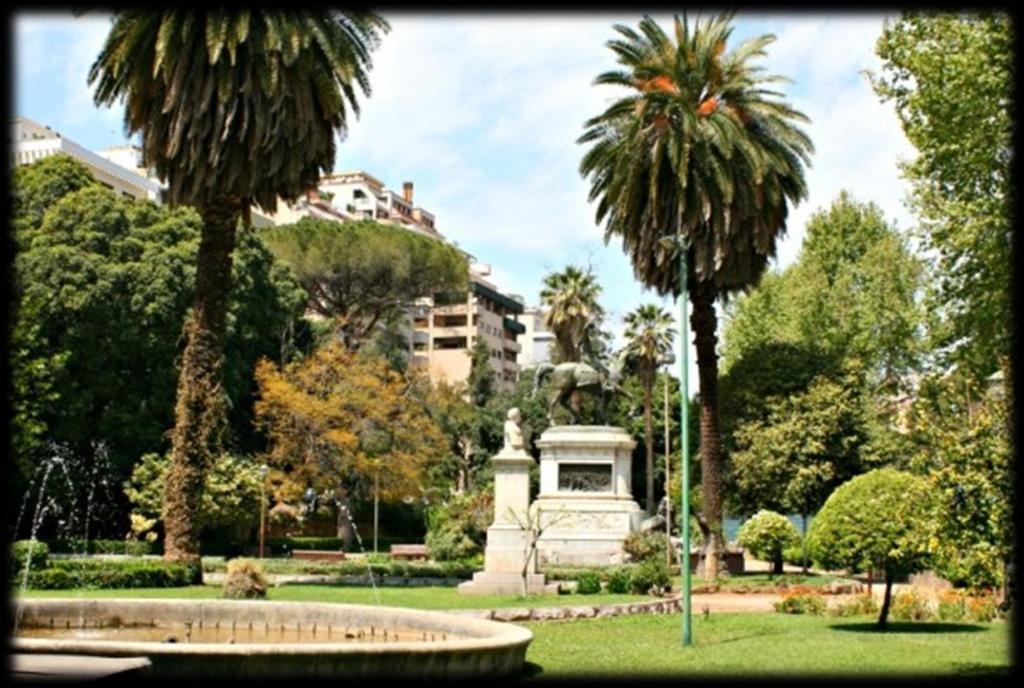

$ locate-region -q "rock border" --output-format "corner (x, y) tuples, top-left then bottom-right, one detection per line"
(448, 596), (683, 622)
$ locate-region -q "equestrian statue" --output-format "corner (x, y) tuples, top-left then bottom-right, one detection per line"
(532, 349), (632, 425)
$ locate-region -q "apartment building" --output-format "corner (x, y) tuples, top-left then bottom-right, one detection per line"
(265, 170), (525, 390)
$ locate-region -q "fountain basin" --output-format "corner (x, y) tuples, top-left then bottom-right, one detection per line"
(13, 598), (532, 677)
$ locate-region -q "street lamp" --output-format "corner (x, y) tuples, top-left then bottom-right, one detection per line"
(662, 233), (691, 647)
(259, 464), (269, 559)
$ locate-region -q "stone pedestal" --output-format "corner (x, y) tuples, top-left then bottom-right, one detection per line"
(531, 425), (645, 567)
(458, 447), (556, 595)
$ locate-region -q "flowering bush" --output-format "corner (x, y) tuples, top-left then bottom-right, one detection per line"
(774, 588), (826, 615)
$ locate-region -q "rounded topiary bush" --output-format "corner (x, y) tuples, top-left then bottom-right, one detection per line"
(807, 468), (934, 628)
(223, 558), (268, 599)
(737, 510), (801, 576)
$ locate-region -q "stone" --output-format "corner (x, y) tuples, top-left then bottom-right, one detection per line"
(532, 425), (645, 567)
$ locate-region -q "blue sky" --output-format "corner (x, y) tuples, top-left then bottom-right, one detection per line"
(14, 12), (917, 386)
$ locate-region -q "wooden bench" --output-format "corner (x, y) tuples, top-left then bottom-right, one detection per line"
(389, 544), (428, 561)
(291, 549), (346, 562)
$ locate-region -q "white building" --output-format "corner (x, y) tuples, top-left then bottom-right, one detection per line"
(11, 117), (162, 202)
(518, 306), (556, 369)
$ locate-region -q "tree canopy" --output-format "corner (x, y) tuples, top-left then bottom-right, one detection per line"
(872, 12), (1011, 386)
(260, 217), (468, 348)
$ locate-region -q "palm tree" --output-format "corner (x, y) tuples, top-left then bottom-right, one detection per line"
(622, 304), (675, 515)
(539, 266), (605, 364)
(89, 11), (389, 563)
(579, 14), (812, 579)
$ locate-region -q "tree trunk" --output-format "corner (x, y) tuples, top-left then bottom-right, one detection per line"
(643, 372), (655, 516)
(690, 282), (723, 581)
(163, 198), (241, 564)
(878, 572), (894, 628)
(801, 513), (809, 575)
(772, 554), (784, 577)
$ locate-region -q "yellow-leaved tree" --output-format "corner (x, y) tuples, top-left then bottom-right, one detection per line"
(254, 343), (446, 546)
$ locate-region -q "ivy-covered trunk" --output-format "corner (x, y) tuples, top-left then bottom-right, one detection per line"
(643, 371), (655, 515)
(690, 282), (723, 581)
(163, 198), (241, 564)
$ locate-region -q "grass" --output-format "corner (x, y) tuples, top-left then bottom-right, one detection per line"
(521, 612), (1010, 677)
(15, 584), (650, 610)
(691, 572), (846, 587)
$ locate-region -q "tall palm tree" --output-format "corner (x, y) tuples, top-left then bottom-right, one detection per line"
(90, 11), (389, 563)
(539, 265), (605, 364)
(622, 304), (675, 515)
(579, 14), (812, 579)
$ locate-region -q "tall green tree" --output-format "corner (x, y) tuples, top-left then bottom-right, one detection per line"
(539, 266), (605, 364)
(261, 217), (467, 349)
(579, 14), (812, 578)
(89, 10), (388, 562)
(622, 304), (675, 514)
(10, 158), (306, 537)
(872, 13), (1012, 389)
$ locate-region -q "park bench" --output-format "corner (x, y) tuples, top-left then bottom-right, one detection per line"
(291, 550), (346, 563)
(389, 544), (428, 561)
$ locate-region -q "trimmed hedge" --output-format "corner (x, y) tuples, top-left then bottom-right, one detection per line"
(49, 539), (156, 556)
(202, 557), (478, 580)
(10, 540), (49, 576)
(260, 536), (414, 556)
(20, 558), (199, 590)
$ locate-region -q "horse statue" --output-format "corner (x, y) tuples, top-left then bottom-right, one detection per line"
(533, 350), (631, 424)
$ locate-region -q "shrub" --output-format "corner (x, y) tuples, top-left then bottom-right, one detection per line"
(10, 540), (49, 577)
(607, 566), (632, 594)
(937, 589), (999, 622)
(808, 469), (934, 626)
(738, 510), (801, 575)
(425, 491), (492, 562)
(622, 531), (668, 564)
(774, 590), (826, 615)
(629, 558), (671, 595)
(49, 539), (156, 556)
(223, 558), (268, 599)
(828, 594), (879, 618)
(576, 572), (602, 594)
(22, 558), (194, 589)
(889, 588), (934, 621)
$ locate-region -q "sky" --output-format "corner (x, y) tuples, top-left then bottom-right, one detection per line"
(14, 11), (918, 387)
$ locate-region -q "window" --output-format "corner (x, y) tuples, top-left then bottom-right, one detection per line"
(434, 337), (466, 350)
(353, 189), (366, 199)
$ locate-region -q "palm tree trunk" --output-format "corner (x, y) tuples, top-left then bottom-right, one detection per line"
(163, 198), (241, 564)
(690, 282), (723, 581)
(644, 373), (655, 516)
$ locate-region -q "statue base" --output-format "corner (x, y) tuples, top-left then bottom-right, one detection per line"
(532, 425), (645, 567)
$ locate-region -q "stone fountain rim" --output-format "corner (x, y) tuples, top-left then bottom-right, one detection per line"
(13, 598), (533, 656)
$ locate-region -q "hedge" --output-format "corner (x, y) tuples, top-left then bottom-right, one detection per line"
(19, 558), (199, 590)
(202, 557), (478, 579)
(48, 539), (157, 556)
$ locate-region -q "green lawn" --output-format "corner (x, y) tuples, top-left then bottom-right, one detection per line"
(522, 612), (1010, 677)
(15, 584), (649, 610)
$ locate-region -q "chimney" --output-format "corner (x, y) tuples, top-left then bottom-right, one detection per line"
(402, 181), (413, 204)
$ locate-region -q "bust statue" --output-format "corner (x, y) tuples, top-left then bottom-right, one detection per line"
(503, 407), (524, 451)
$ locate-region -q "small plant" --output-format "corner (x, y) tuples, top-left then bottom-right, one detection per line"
(889, 587), (934, 621)
(938, 589), (1000, 622)
(576, 571), (602, 594)
(223, 558), (268, 600)
(774, 589), (826, 615)
(629, 558), (671, 595)
(607, 566), (632, 594)
(622, 531), (667, 564)
(828, 594), (879, 618)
